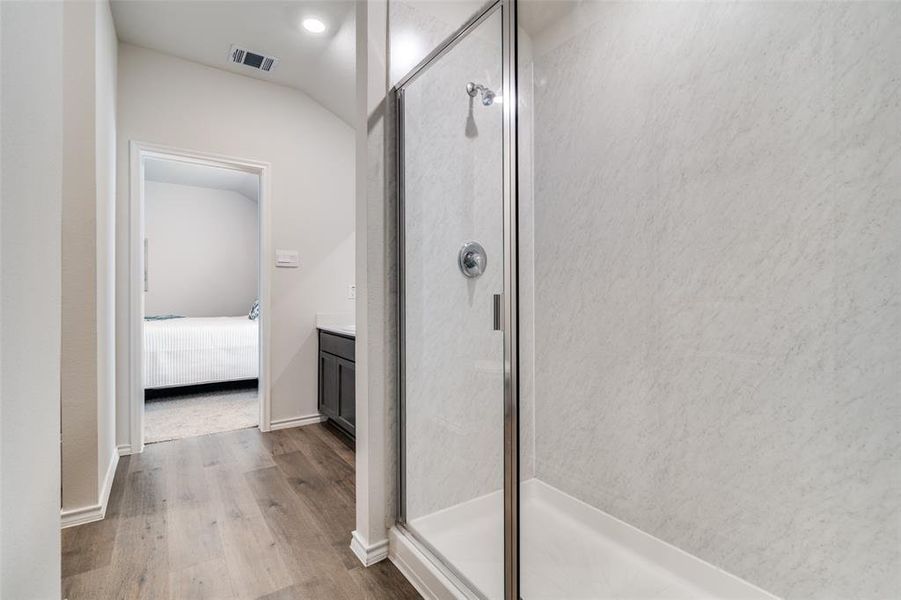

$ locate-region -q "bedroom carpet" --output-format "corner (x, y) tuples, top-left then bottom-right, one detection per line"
(144, 387), (258, 443)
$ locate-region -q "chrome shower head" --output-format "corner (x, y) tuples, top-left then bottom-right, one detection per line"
(466, 82), (496, 106)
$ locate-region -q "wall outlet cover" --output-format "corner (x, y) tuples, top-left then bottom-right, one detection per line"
(275, 249), (300, 268)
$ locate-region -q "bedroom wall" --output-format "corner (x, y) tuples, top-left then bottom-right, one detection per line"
(144, 181), (258, 318)
(60, 0), (118, 522)
(116, 44), (355, 444)
(1, 0), (64, 596)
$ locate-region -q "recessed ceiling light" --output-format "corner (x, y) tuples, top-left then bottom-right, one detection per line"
(302, 17), (326, 34)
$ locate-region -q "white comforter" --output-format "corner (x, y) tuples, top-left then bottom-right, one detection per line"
(144, 316), (259, 389)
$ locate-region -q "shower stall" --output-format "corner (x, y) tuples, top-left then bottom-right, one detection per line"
(393, 1), (900, 599)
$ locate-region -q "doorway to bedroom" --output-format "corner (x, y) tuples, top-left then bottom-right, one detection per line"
(138, 149), (265, 444)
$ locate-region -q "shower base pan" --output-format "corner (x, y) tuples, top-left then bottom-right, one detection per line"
(406, 479), (776, 600)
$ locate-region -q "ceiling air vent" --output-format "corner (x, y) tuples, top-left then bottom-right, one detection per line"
(229, 45), (278, 73)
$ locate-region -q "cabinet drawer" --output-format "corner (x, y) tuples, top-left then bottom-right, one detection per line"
(319, 330), (355, 361)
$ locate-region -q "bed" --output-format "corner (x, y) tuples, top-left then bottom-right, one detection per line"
(144, 316), (259, 389)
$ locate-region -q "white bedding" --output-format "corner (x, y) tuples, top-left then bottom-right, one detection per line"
(144, 316), (259, 389)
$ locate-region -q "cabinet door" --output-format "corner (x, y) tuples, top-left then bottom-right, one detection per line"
(319, 352), (339, 418)
(336, 357), (355, 433)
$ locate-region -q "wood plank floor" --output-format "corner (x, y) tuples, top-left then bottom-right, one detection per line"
(62, 425), (421, 600)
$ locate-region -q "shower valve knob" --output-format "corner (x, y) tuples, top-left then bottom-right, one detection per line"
(458, 241), (487, 278)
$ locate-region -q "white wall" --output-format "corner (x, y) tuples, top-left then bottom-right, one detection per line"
(116, 44), (355, 445)
(61, 0), (100, 515)
(0, 1), (63, 597)
(95, 0), (118, 514)
(145, 181), (258, 318)
(60, 0), (118, 520)
(353, 0), (392, 559)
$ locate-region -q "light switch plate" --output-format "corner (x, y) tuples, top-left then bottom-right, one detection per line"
(348, 284), (356, 300)
(275, 249), (300, 268)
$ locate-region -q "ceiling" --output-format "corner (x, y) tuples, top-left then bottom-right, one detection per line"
(110, 1), (356, 124)
(144, 157), (260, 201)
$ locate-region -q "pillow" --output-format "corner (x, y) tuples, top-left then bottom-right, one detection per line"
(249, 299), (260, 320)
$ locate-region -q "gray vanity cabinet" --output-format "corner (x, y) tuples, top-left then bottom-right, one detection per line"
(318, 330), (355, 440)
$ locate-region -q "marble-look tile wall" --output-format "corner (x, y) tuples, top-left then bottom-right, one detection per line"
(526, 2), (900, 598)
(398, 5), (507, 520)
(518, 29), (537, 483)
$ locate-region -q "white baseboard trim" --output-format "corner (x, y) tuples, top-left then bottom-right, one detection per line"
(388, 526), (474, 600)
(61, 447), (120, 529)
(60, 503), (105, 529)
(100, 447), (119, 510)
(350, 530), (389, 567)
(269, 413), (326, 431)
(117, 443), (134, 456)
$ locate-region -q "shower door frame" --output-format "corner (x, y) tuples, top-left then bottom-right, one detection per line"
(394, 0), (520, 598)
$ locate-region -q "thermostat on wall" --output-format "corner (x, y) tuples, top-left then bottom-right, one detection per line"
(275, 249), (300, 268)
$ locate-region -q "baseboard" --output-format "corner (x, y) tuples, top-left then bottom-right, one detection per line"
(60, 503), (105, 529)
(269, 413), (326, 431)
(61, 447), (119, 529)
(100, 446), (119, 510)
(117, 443), (134, 456)
(388, 526), (474, 600)
(350, 530), (389, 567)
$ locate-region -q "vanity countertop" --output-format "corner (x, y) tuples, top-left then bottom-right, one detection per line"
(318, 325), (355, 338)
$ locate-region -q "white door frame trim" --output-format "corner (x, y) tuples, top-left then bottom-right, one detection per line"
(128, 140), (273, 453)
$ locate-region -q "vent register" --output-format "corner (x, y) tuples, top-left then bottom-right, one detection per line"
(229, 45), (278, 72)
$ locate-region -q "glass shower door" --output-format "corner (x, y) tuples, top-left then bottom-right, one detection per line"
(397, 5), (507, 599)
